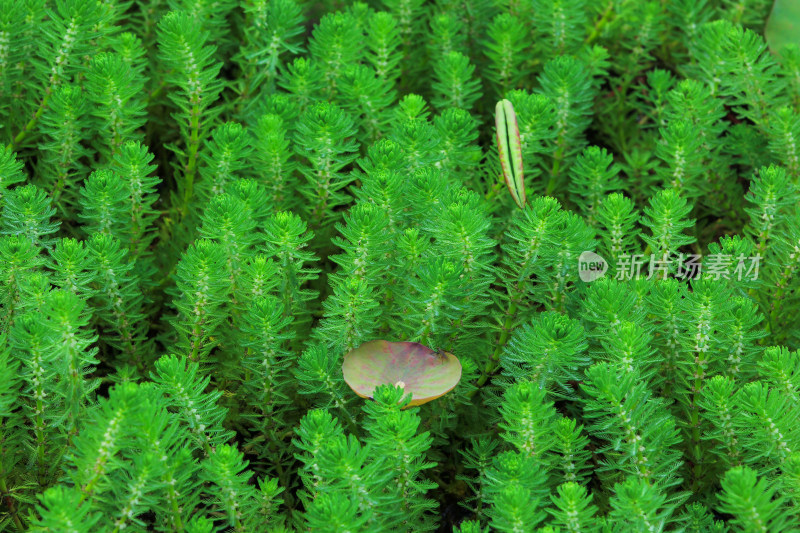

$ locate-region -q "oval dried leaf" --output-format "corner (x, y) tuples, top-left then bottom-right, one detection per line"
(342, 340), (462, 406)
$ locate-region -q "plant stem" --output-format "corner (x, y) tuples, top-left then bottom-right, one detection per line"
(471, 300), (518, 395)
(0, 477), (25, 530)
(181, 105), (201, 219)
(585, 1), (615, 45)
(12, 92), (50, 149)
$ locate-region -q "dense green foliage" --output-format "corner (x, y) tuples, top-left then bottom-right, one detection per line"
(1, 0), (800, 531)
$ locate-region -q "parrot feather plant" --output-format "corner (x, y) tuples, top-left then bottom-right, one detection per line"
(1, 0), (800, 531)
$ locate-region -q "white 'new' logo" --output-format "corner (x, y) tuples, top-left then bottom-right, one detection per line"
(578, 251), (608, 282)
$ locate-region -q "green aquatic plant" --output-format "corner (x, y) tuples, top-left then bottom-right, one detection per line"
(1, 0), (799, 531)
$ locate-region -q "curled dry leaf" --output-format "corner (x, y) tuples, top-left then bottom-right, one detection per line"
(342, 340), (462, 407)
(495, 98), (526, 209)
